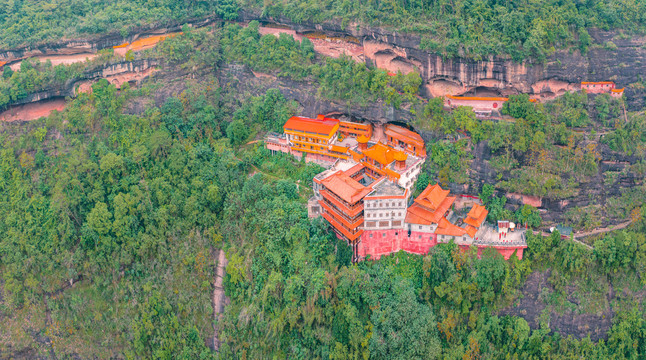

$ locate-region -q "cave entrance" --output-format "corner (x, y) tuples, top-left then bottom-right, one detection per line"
(463, 86), (503, 97)
(387, 120), (416, 132)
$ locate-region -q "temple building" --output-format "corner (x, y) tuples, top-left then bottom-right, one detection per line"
(610, 88), (625, 98)
(581, 81), (616, 94)
(267, 113), (526, 262)
(384, 124), (426, 157)
(444, 96), (508, 117)
(349, 140), (424, 190)
(339, 120), (372, 139)
(359, 183), (527, 261)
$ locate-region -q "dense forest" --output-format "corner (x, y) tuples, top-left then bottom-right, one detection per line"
(0, 13), (645, 360)
(2, 0), (646, 60)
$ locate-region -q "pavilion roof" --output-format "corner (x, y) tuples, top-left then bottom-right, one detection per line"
(321, 171), (372, 204)
(362, 142), (396, 166)
(464, 225), (478, 238)
(463, 203), (488, 228)
(435, 217), (467, 237)
(414, 184), (454, 211)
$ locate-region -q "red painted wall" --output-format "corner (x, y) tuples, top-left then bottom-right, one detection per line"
(477, 246), (524, 260)
(359, 229), (526, 260)
(359, 230), (437, 260)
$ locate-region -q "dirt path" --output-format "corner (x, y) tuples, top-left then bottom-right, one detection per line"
(574, 220), (633, 240)
(212, 249), (228, 352)
(531, 219), (634, 251)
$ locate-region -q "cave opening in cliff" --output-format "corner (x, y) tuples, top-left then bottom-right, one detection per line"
(259, 21), (291, 30)
(0, 97), (67, 122)
(301, 30), (360, 44)
(463, 86), (503, 97)
(386, 120), (417, 132)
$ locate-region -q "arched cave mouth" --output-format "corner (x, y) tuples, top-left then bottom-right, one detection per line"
(324, 112), (365, 123)
(390, 56), (418, 74)
(462, 86), (503, 97)
(387, 120), (417, 132)
(300, 30), (359, 43)
(259, 21), (291, 30)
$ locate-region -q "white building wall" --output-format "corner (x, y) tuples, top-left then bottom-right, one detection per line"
(397, 158), (425, 190)
(363, 197), (408, 230)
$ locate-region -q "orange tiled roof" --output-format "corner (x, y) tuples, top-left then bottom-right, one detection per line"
(464, 225), (478, 238)
(321, 171), (372, 204)
(330, 144), (349, 153)
(405, 195), (453, 225)
(129, 33), (181, 50)
(362, 142), (396, 166)
(357, 135), (370, 143)
(384, 124), (424, 146)
(611, 88), (625, 93)
(340, 121), (371, 130)
(0, 61), (7, 67)
(321, 212), (363, 241)
(446, 95), (508, 102)
(393, 151), (407, 162)
(464, 203), (488, 228)
(284, 116), (340, 136)
(344, 163), (365, 177)
(415, 184), (451, 210)
(405, 203), (437, 225)
(582, 81), (615, 85)
(435, 217), (466, 237)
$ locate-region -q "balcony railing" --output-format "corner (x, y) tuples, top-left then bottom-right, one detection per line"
(319, 189), (364, 215)
(319, 201), (364, 228)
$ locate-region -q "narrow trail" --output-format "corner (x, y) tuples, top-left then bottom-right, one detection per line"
(574, 220), (633, 240)
(532, 219), (634, 251)
(212, 249), (228, 352)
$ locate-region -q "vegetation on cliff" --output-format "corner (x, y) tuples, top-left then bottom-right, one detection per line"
(3, 0), (645, 61)
(1, 21), (645, 359)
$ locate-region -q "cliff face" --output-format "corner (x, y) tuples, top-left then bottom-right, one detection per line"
(0, 17), (214, 64)
(3, 13), (644, 109)
(239, 11), (646, 110)
(3, 59), (158, 111)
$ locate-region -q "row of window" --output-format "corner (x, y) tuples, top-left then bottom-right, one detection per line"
(366, 201), (404, 208)
(366, 212), (402, 218)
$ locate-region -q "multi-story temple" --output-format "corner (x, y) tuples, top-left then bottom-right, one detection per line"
(266, 114), (527, 262)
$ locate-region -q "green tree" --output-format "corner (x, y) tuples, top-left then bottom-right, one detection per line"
(226, 119), (249, 146)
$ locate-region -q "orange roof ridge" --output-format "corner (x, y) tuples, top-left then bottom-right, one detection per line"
(321, 171), (371, 204)
(582, 81), (615, 85)
(464, 225), (478, 238)
(284, 116), (340, 135)
(384, 124), (424, 142)
(464, 203), (488, 228)
(435, 217), (466, 237)
(611, 88), (625, 92)
(415, 184), (450, 210)
(362, 142), (396, 166)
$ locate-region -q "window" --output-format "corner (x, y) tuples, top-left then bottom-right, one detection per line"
(418, 235), (422, 239)
(369, 233), (373, 238)
(419, 226), (423, 230)
(382, 233), (386, 238)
